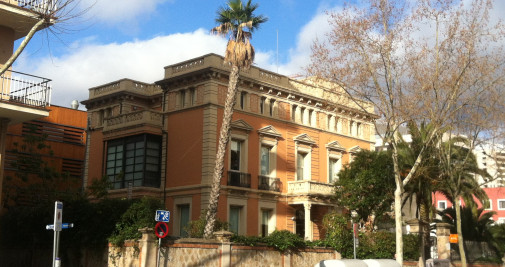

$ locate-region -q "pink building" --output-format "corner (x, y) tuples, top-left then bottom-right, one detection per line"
(433, 187), (505, 224)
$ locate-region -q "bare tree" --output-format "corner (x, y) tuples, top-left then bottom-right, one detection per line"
(308, 0), (505, 265)
(0, 0), (86, 76)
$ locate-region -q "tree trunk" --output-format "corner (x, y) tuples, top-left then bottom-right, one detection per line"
(391, 141), (403, 266)
(420, 202), (431, 266)
(455, 197), (467, 267)
(203, 65), (240, 239)
(0, 19), (46, 76)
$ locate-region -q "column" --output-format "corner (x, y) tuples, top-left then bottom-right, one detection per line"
(295, 106), (301, 124)
(304, 203), (312, 241)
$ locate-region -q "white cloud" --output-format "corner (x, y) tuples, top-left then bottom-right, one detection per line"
(79, 0), (171, 24)
(17, 29), (227, 107)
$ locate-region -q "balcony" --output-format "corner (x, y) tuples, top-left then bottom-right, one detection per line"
(0, 70), (51, 107)
(258, 175), (281, 192)
(287, 180), (335, 196)
(103, 110), (163, 132)
(1, 1), (56, 39)
(227, 170), (251, 188)
(0, 70), (50, 124)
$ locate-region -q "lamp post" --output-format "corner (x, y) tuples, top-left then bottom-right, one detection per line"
(351, 210), (358, 259)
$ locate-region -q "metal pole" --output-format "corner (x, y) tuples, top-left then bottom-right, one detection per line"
(157, 237), (161, 267)
(52, 230), (57, 267)
(353, 222), (357, 259)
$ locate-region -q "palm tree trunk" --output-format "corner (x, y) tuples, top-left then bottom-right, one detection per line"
(419, 202), (431, 267)
(203, 65), (240, 239)
(455, 197), (467, 267)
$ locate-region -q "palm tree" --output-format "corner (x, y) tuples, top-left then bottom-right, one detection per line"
(203, 0), (267, 239)
(436, 135), (490, 267)
(399, 122), (441, 264)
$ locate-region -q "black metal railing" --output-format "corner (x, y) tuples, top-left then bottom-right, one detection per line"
(227, 170), (251, 188)
(0, 70), (51, 108)
(258, 175), (281, 192)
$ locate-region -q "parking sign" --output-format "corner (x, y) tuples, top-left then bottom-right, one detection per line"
(155, 210), (170, 222)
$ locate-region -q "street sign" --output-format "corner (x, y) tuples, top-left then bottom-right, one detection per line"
(155, 222), (169, 238)
(46, 223), (74, 230)
(449, 234), (458, 243)
(155, 210), (170, 222)
(54, 201), (63, 231)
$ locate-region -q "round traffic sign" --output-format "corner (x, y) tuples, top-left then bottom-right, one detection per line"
(155, 221), (169, 238)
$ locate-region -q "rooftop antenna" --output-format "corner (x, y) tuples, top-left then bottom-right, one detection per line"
(276, 29), (279, 73)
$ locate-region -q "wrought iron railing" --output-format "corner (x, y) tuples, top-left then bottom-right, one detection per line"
(227, 170), (251, 188)
(258, 175), (281, 192)
(0, 70), (51, 108)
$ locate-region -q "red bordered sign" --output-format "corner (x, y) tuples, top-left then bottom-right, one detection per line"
(155, 222), (169, 238)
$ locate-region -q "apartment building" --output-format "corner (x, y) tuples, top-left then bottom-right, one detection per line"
(0, 0), (53, 209)
(82, 54), (376, 240)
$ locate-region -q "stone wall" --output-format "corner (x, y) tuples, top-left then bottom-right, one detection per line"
(109, 230), (340, 267)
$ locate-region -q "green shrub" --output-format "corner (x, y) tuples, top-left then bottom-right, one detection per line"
(403, 234), (421, 261)
(184, 211), (229, 238)
(265, 230), (305, 252)
(321, 211), (354, 258)
(108, 197), (163, 246)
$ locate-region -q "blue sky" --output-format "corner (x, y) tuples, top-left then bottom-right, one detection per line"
(13, 0), (347, 107)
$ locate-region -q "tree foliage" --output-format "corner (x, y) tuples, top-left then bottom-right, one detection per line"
(334, 150), (395, 223)
(308, 0), (505, 264)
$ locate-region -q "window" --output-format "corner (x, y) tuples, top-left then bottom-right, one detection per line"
(190, 88), (196, 106)
(300, 107), (306, 125)
(240, 91), (247, 110)
(231, 140), (242, 171)
(261, 209), (272, 237)
(438, 200), (447, 210)
(180, 90), (186, 108)
(292, 105), (298, 121)
(178, 204), (190, 237)
(297, 151), (308, 180)
(106, 134), (161, 189)
(328, 157), (341, 183)
(308, 110), (313, 126)
(229, 206), (242, 234)
(260, 145), (271, 176)
(499, 199), (505, 210)
(269, 99), (275, 117)
(260, 97), (266, 114)
(484, 200), (492, 210)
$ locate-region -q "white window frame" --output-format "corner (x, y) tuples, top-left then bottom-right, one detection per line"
(438, 200), (447, 210)
(484, 200), (492, 211)
(296, 147), (311, 181)
(498, 199), (505, 210)
(173, 196), (192, 237)
(258, 200), (276, 237)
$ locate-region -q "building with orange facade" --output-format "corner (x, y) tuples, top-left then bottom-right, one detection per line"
(2, 105), (87, 207)
(0, 0), (54, 209)
(82, 54), (376, 240)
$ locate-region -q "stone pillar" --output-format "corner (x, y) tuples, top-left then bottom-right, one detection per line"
(436, 223), (451, 260)
(304, 203), (312, 241)
(138, 227), (157, 267)
(0, 118), (10, 209)
(329, 115), (336, 132)
(215, 231), (233, 267)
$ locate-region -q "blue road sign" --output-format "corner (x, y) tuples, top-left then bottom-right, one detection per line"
(46, 223), (74, 230)
(155, 210), (170, 222)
